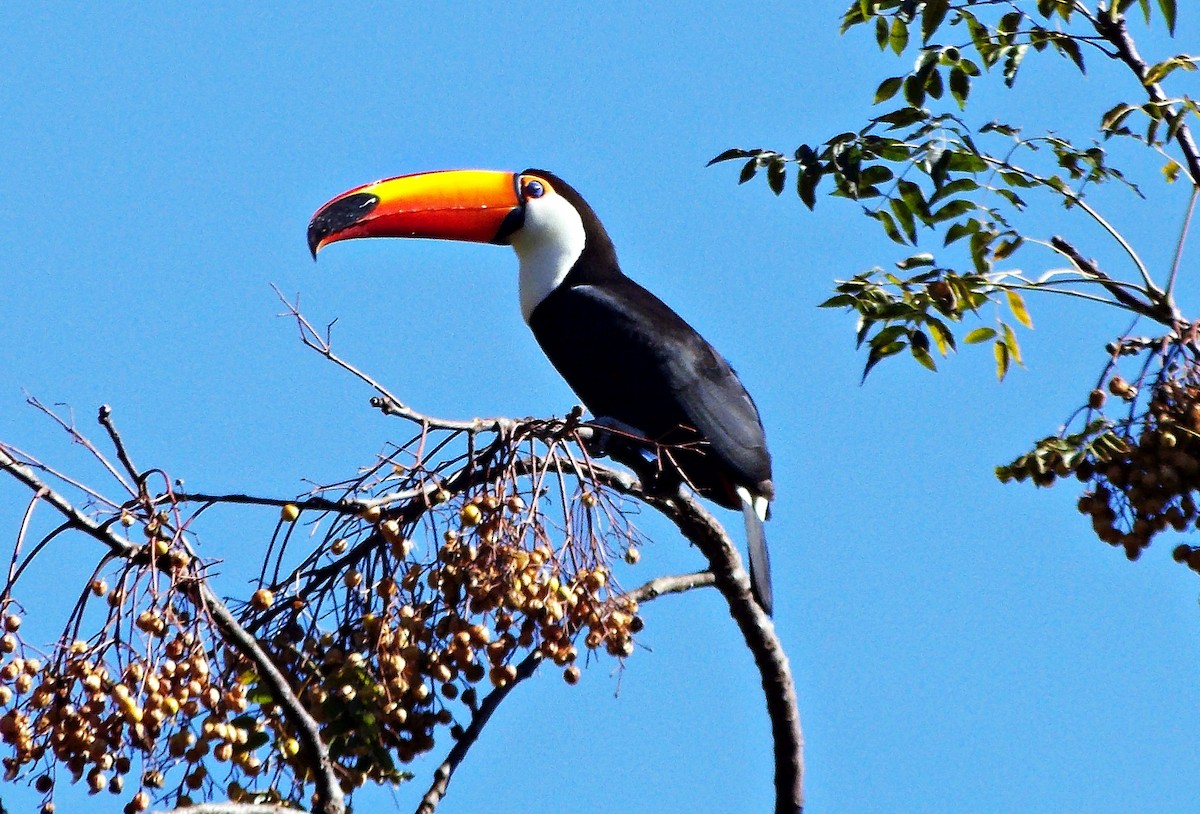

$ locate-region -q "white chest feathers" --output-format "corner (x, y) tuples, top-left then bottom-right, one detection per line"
(511, 193), (587, 322)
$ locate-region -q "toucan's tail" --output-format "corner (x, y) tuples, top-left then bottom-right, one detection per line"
(737, 487), (773, 616)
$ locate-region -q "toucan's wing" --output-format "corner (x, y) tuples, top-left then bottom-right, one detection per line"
(538, 278), (771, 492)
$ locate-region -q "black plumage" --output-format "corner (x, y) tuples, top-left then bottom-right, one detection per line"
(524, 172), (775, 611)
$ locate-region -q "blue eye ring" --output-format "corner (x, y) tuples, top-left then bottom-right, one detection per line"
(522, 179), (545, 199)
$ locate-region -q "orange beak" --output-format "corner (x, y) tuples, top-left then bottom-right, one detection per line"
(307, 169), (523, 258)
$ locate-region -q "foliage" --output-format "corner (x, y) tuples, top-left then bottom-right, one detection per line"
(712, 0), (1193, 380)
(714, 0), (1200, 572)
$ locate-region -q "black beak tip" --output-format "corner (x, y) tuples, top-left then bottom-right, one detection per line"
(305, 192), (381, 262)
(306, 226), (322, 261)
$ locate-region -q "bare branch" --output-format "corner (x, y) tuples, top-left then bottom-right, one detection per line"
(1093, 11), (1200, 186)
(0, 447), (137, 559)
(195, 583), (346, 814)
(1048, 236), (1179, 325)
(272, 286), (518, 434)
(415, 569), (714, 814)
(26, 395), (136, 498)
(649, 489), (803, 814)
(593, 444), (802, 814)
(414, 650), (542, 814)
(97, 404), (143, 489)
(624, 569), (716, 603)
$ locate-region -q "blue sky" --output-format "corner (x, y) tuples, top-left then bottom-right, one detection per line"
(0, 4), (1197, 813)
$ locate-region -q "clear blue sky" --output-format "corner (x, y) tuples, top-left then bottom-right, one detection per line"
(0, 4), (1197, 813)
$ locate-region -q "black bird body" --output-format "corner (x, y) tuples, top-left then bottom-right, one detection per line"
(530, 270), (773, 509)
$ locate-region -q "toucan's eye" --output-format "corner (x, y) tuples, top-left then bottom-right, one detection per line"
(522, 179), (545, 199)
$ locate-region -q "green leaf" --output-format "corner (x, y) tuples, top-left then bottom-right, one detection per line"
(798, 166), (821, 209)
(708, 148), (751, 166)
(876, 15), (889, 49)
(767, 158), (786, 195)
(890, 198), (917, 243)
(949, 66), (970, 109)
(819, 294), (856, 309)
(1100, 103), (1136, 133)
(1005, 290), (1034, 328)
(897, 179), (929, 218)
(875, 76), (904, 104)
(929, 177), (978, 205)
(870, 324), (908, 349)
(1002, 322), (1023, 365)
(870, 209), (908, 244)
(911, 344), (938, 371)
(903, 74), (926, 107)
(929, 148), (953, 188)
(896, 252), (935, 270)
(863, 339), (907, 381)
(873, 107), (927, 128)
(925, 68), (944, 100)
(889, 17), (909, 54)
(993, 236), (1024, 260)
(1157, 0), (1177, 35)
(930, 198), (975, 222)
(965, 327), (997, 344)
(1002, 45), (1028, 87)
(738, 159), (759, 184)
(944, 220), (978, 245)
(927, 318), (956, 354)
(921, 0), (950, 42)
(994, 338), (1011, 381)
(1056, 35), (1085, 74)
(858, 157), (892, 178)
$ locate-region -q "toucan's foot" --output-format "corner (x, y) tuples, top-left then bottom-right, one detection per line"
(584, 416), (646, 457)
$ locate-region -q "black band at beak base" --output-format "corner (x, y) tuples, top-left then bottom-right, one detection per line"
(491, 205), (526, 245)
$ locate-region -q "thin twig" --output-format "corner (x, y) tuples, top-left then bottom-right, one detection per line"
(1048, 236), (1178, 325)
(0, 449), (137, 558)
(97, 404), (142, 489)
(26, 396), (136, 498)
(1166, 185), (1198, 300)
(272, 286), (517, 434)
(414, 650), (542, 814)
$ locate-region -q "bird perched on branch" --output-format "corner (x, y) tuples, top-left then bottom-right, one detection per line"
(308, 169), (775, 613)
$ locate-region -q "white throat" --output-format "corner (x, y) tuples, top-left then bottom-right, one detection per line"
(511, 194), (587, 322)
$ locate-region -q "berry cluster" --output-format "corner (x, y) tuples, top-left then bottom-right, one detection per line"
(1074, 377), (1200, 562)
(249, 485), (642, 790)
(0, 432), (644, 808)
(0, 602), (272, 814)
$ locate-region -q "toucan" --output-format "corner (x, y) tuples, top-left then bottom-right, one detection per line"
(307, 169), (775, 614)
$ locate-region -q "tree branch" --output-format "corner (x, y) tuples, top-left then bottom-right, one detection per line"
(414, 650), (542, 814)
(413, 569), (716, 814)
(0, 448), (137, 559)
(1048, 236), (1179, 325)
(596, 447), (804, 814)
(194, 583), (346, 814)
(273, 286), (518, 434)
(0, 446), (347, 814)
(1094, 10), (1200, 186)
